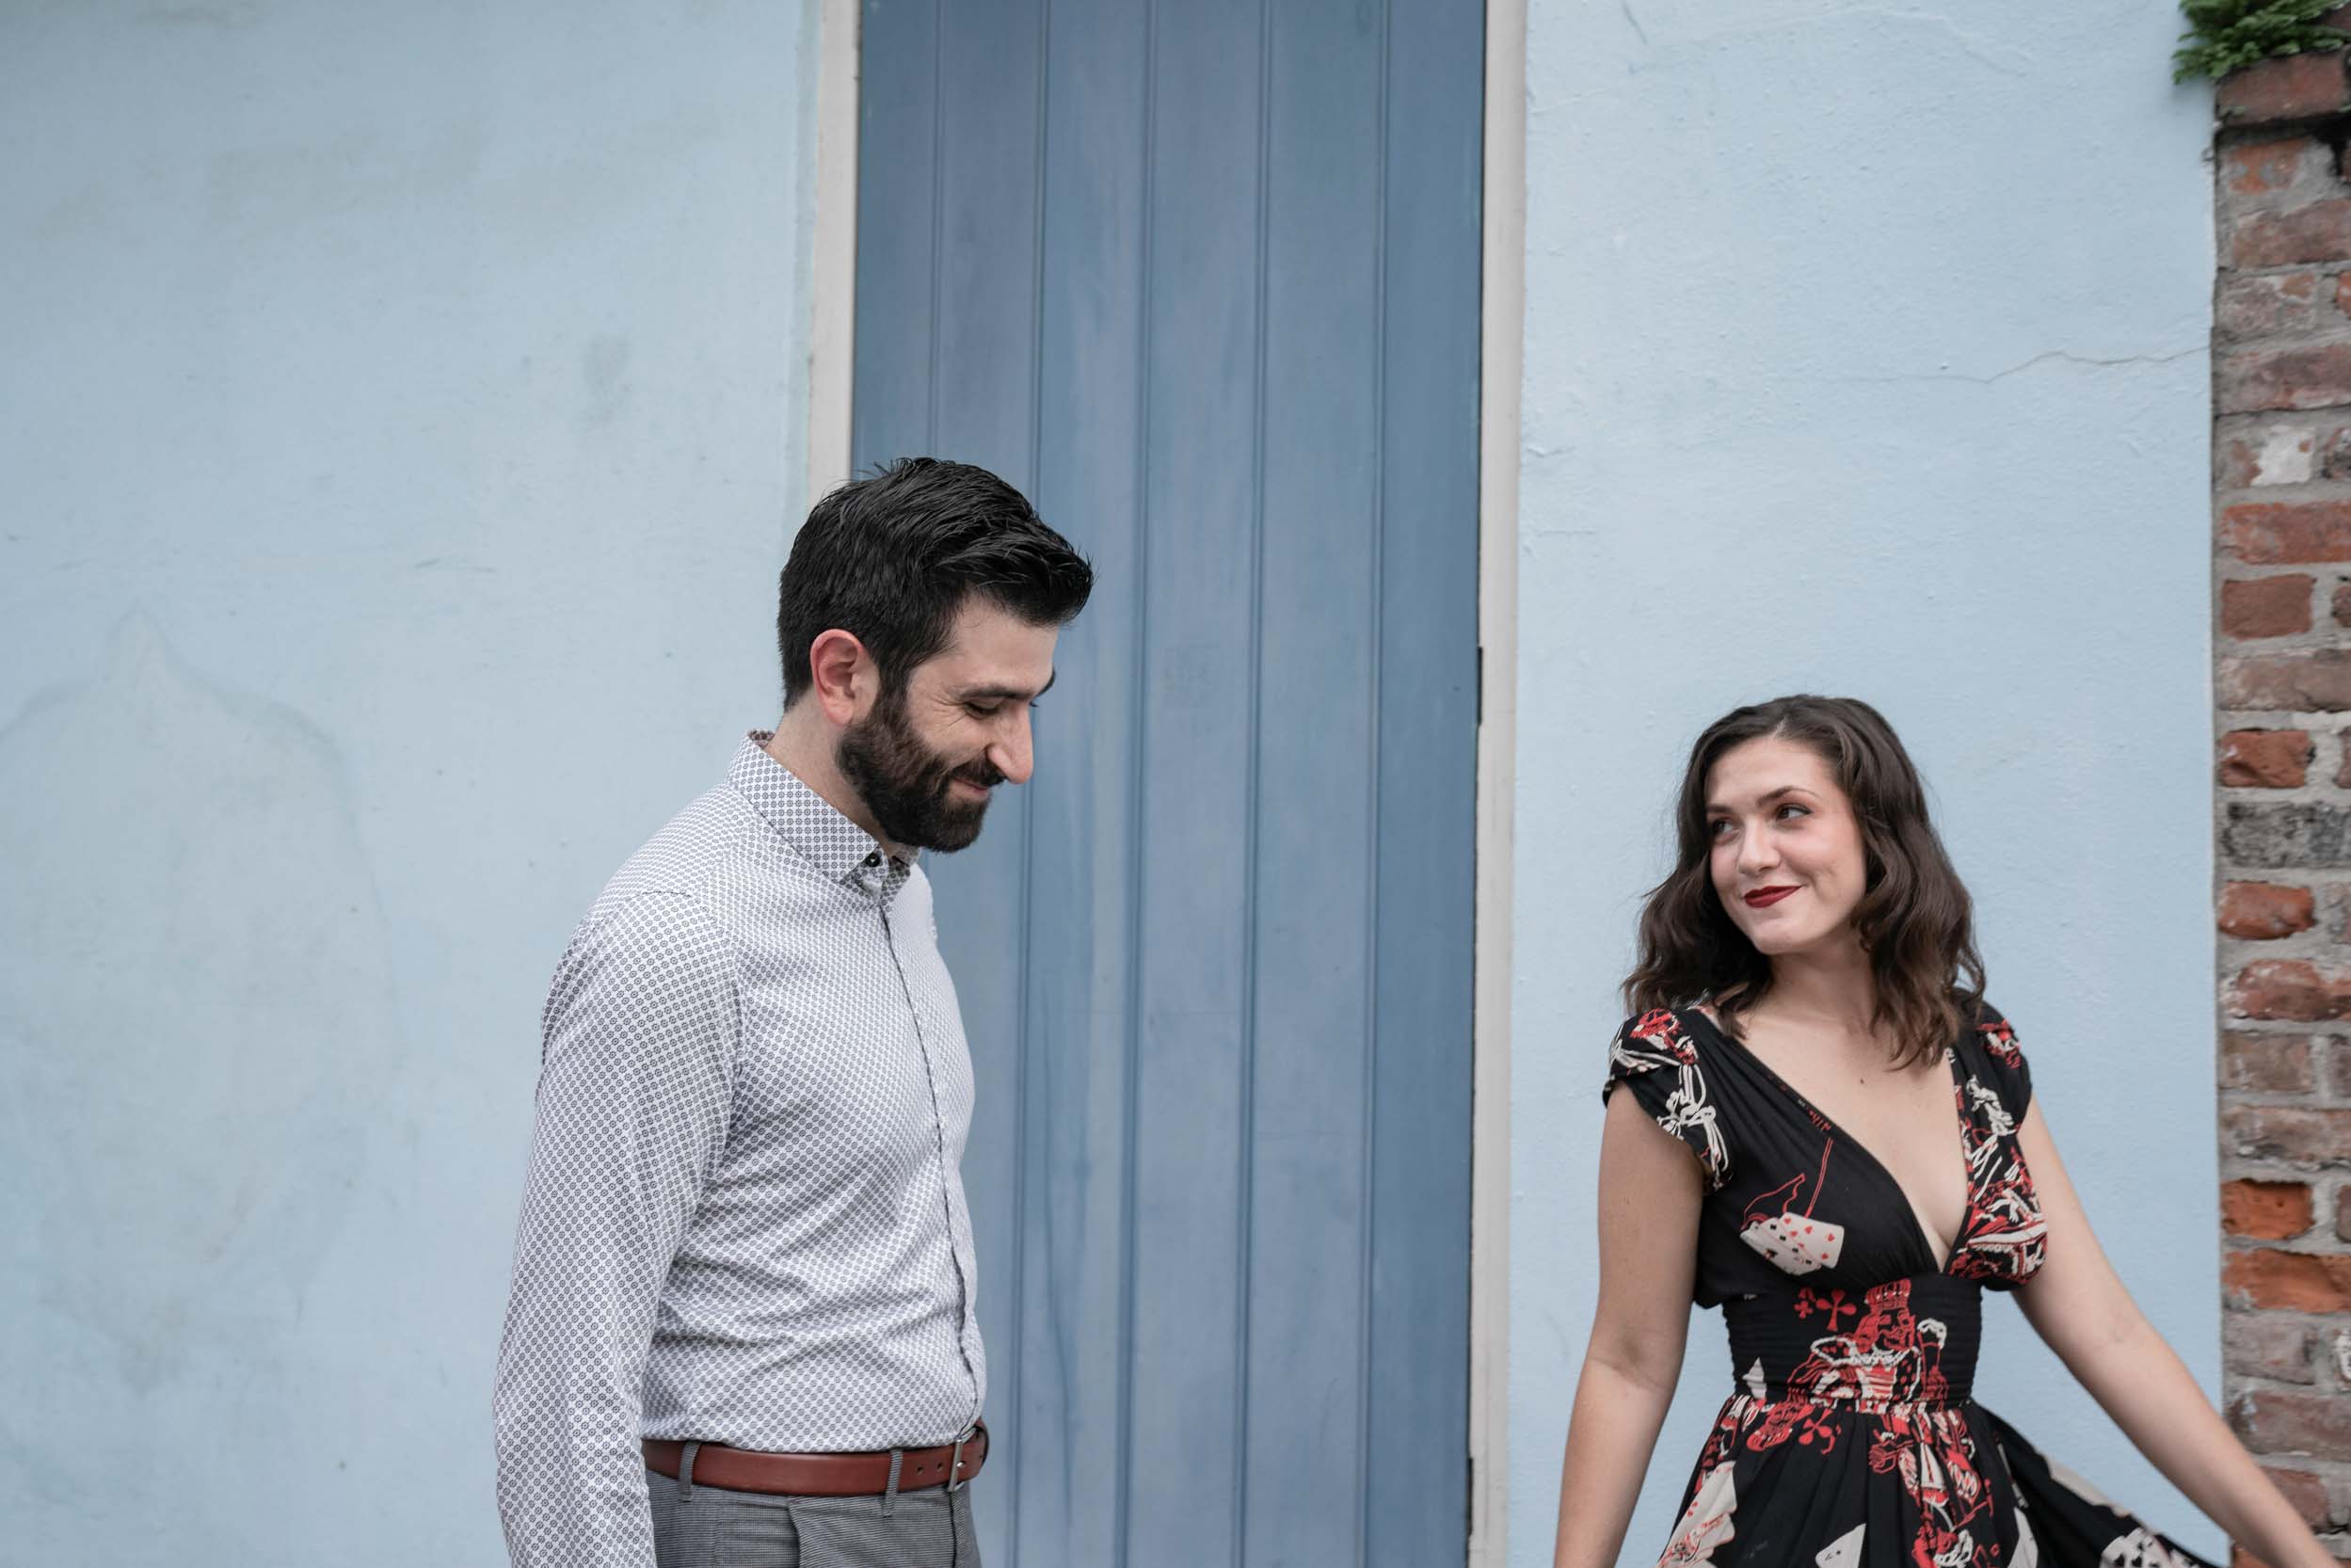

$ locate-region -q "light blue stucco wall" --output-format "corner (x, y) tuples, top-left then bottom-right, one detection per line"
(0, 4), (817, 1561)
(1511, 3), (2220, 1563)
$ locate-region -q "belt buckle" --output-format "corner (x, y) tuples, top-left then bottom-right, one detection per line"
(946, 1425), (975, 1493)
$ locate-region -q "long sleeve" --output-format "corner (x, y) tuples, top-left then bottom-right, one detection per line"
(493, 892), (740, 1568)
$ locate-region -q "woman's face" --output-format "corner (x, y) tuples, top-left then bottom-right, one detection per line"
(1704, 734), (1869, 960)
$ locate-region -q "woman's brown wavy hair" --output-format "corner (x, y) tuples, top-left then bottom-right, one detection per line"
(1623, 695), (1986, 1067)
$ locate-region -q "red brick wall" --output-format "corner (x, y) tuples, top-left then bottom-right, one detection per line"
(2215, 50), (2351, 1560)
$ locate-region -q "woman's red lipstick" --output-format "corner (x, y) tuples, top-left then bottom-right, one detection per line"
(1743, 886), (1799, 909)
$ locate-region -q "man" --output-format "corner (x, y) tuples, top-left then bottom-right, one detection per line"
(494, 458), (1092, 1568)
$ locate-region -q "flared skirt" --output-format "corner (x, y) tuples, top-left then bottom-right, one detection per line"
(1650, 1393), (2215, 1567)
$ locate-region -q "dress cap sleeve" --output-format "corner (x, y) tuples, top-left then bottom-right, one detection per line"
(1971, 1001), (2033, 1124)
(1602, 1007), (1733, 1192)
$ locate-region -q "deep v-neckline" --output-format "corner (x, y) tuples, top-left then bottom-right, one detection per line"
(1688, 1008), (1975, 1273)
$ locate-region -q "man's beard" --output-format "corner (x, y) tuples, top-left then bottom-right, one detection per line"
(836, 689), (1003, 854)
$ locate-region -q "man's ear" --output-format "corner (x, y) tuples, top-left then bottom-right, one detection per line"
(807, 629), (872, 725)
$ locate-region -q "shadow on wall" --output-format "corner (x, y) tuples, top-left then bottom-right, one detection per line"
(0, 613), (399, 1529)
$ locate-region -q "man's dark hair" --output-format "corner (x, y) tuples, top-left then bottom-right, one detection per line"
(776, 457), (1093, 706)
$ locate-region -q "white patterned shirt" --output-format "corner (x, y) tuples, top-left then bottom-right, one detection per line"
(493, 735), (986, 1568)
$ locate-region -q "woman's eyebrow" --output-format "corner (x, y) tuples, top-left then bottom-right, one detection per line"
(1705, 783), (1815, 812)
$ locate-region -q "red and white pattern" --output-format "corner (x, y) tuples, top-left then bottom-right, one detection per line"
(1610, 1009), (1733, 1191)
(1616, 1007), (2212, 1568)
(1948, 1075), (2046, 1286)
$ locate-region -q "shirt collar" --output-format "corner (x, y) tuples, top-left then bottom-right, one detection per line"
(728, 732), (913, 904)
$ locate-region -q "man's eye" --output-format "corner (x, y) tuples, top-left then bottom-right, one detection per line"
(967, 703), (1001, 718)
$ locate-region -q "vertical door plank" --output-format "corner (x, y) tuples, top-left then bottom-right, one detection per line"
(921, 3), (1046, 1563)
(1365, 0), (1482, 1562)
(1241, 0), (1383, 1560)
(850, 0), (938, 465)
(1122, 0), (1263, 1562)
(1010, 0), (1151, 1561)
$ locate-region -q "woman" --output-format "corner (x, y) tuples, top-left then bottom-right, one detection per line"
(1552, 696), (2330, 1568)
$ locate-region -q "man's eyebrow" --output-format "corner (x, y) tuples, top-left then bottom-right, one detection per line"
(956, 669), (1057, 702)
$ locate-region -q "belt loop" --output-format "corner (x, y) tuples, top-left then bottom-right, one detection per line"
(947, 1429), (971, 1494)
(677, 1441), (701, 1501)
(881, 1448), (904, 1516)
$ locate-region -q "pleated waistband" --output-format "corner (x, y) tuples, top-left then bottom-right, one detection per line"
(1723, 1272), (1981, 1407)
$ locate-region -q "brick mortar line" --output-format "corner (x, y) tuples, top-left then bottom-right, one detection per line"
(2216, 1161), (2351, 1189)
(2218, 933), (2351, 958)
(2215, 325), (2351, 354)
(2220, 1166), (2351, 1190)
(2215, 635), (2351, 655)
(2230, 1374), (2349, 1401)
(2215, 768), (2350, 783)
(2215, 872), (2351, 887)
(2217, 711), (2351, 730)
(2210, 846), (2351, 860)
(2219, 1161), (2351, 1184)
(2219, 405), (2351, 421)
(2220, 1083), (2351, 1106)
(2217, 939), (2351, 956)
(2215, 562), (2351, 590)
(2216, 627), (2351, 644)
(2210, 296), (2342, 324)
(2221, 1234), (2351, 1256)
(2227, 1304), (2351, 1325)
(2215, 476), (2351, 493)
(2219, 1231), (2351, 1259)
(2221, 1080), (2349, 1097)
(2215, 412), (2351, 436)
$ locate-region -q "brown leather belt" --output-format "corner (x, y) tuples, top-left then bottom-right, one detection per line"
(643, 1424), (987, 1498)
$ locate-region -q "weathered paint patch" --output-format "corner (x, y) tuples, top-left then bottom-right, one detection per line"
(0, 614), (396, 1404)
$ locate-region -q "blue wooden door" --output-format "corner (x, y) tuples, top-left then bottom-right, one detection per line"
(850, 2), (1480, 1562)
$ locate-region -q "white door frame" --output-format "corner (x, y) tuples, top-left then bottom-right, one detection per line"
(1471, 2), (1526, 1560)
(802, 4), (1524, 1557)
(805, 0), (861, 504)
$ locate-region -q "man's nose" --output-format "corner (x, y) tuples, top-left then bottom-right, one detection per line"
(989, 711), (1034, 786)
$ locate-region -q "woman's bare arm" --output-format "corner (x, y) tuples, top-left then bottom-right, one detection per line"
(2012, 1098), (2331, 1568)
(1554, 1087), (1706, 1568)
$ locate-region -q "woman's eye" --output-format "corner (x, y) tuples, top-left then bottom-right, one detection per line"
(1706, 818), (1735, 839)
(1776, 803), (1810, 821)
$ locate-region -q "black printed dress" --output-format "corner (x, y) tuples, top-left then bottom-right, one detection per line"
(1602, 1004), (2216, 1568)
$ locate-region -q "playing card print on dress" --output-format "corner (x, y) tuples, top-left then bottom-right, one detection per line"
(1815, 1524), (1865, 1568)
(1736, 1130), (1847, 1276)
(2101, 1529), (2200, 1568)
(1662, 1463), (1737, 1565)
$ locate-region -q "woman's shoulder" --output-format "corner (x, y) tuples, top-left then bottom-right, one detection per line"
(1967, 997), (2025, 1066)
(1603, 1005), (1734, 1190)
(1611, 1004), (1708, 1063)
(1958, 996), (2033, 1116)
